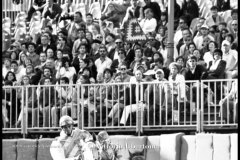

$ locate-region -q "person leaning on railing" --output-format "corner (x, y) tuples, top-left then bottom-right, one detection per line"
(219, 80), (238, 123)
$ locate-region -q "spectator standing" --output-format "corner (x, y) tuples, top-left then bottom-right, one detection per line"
(221, 40), (238, 79)
(94, 46), (113, 77)
(205, 6), (225, 28)
(66, 12), (86, 44)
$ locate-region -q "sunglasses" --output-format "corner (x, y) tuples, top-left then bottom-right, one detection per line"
(97, 36), (102, 38)
(120, 68), (126, 71)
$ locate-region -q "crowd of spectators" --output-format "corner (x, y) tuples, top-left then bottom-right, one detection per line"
(2, 0), (238, 127)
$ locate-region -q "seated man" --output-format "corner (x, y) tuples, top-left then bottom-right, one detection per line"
(120, 69), (147, 126)
(50, 115), (96, 160)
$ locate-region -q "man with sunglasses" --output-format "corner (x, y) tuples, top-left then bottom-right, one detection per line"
(50, 115), (91, 160)
(110, 49), (129, 73)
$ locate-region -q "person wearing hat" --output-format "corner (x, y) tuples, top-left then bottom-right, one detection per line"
(50, 115), (94, 160)
(193, 24), (215, 50)
(97, 131), (121, 160)
(221, 40), (238, 79)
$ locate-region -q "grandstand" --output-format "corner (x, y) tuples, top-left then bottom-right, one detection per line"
(2, 0), (238, 139)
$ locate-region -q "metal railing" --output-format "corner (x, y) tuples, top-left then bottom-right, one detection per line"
(2, 79), (237, 136)
(2, 0), (110, 20)
(200, 79), (238, 130)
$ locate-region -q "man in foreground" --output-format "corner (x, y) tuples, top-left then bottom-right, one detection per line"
(50, 115), (94, 160)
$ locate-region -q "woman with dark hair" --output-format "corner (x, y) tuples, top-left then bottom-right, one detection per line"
(225, 33), (238, 50)
(159, 36), (178, 66)
(4, 71), (17, 83)
(217, 28), (228, 48)
(56, 57), (76, 84)
(192, 49), (206, 67)
(72, 43), (89, 73)
(188, 42), (197, 55)
(175, 56), (187, 77)
(158, 12), (168, 28)
(203, 41), (218, 68)
(150, 51), (164, 65)
(202, 49), (226, 79)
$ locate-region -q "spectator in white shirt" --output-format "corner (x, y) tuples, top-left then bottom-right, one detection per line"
(205, 6), (225, 28)
(221, 40), (238, 79)
(139, 8), (157, 34)
(203, 41), (218, 68)
(193, 24), (215, 50)
(95, 45), (113, 77)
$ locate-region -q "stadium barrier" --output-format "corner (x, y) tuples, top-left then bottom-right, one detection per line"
(2, 0), (110, 20)
(2, 79), (238, 136)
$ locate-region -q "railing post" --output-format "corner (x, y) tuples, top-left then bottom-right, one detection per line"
(197, 81), (204, 133)
(21, 86), (27, 138)
(136, 82), (143, 136)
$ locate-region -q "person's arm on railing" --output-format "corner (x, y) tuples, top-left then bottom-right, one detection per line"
(219, 81), (237, 106)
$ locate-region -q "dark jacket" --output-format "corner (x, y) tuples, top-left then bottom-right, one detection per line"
(185, 65), (206, 81)
(205, 60), (226, 79)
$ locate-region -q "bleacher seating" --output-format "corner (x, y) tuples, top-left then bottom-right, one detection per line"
(2, 133), (238, 160)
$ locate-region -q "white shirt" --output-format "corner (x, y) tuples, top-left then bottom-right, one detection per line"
(209, 59), (221, 71)
(95, 57), (112, 75)
(57, 67), (76, 84)
(139, 18), (157, 34)
(222, 49), (238, 71)
(193, 35), (215, 50)
(203, 51), (214, 68)
(2, 66), (11, 78)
